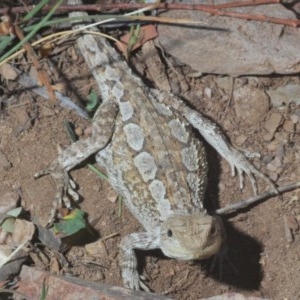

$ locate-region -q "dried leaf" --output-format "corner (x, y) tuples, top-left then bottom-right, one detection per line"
(116, 25), (158, 55)
(0, 20), (11, 36)
(38, 42), (54, 58)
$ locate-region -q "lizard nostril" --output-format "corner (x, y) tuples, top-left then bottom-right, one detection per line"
(167, 229), (173, 237)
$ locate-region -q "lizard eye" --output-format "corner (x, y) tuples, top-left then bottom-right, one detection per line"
(167, 229), (173, 237)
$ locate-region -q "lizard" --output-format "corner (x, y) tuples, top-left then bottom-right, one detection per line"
(35, 0), (276, 291)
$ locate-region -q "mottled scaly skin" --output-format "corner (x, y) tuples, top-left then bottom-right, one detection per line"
(35, 0), (275, 291)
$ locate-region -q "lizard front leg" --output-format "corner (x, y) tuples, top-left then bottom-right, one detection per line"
(150, 89), (276, 194)
(119, 232), (160, 291)
(35, 99), (119, 215)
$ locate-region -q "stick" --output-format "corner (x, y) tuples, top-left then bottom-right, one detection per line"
(215, 182), (300, 215)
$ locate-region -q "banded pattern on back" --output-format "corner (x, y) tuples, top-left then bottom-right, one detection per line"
(96, 70), (208, 231)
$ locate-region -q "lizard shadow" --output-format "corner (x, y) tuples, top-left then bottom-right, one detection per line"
(200, 220), (264, 290)
(202, 140), (264, 289)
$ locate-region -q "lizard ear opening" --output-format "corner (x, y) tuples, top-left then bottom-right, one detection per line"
(167, 229), (173, 237)
(210, 224), (217, 236)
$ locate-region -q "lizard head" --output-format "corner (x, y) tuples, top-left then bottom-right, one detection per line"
(160, 212), (224, 260)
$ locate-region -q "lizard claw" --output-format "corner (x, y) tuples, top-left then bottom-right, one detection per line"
(123, 273), (150, 292)
(234, 163), (258, 194)
(227, 149), (277, 195)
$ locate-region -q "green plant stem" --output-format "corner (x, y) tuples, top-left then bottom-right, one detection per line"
(0, 0), (63, 64)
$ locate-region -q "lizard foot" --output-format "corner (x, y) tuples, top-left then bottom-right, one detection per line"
(35, 162), (79, 220)
(123, 271), (150, 292)
(226, 148), (277, 195)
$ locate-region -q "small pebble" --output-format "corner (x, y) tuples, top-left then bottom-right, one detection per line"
(274, 132), (289, 143)
(85, 240), (108, 257)
(261, 155), (273, 165)
(235, 134), (247, 146)
(0, 63), (18, 80)
(234, 86), (269, 126)
(264, 112), (283, 135)
(75, 127), (83, 137)
(283, 119), (295, 132)
(84, 126), (92, 137)
(290, 114), (299, 124)
(106, 188), (118, 203)
(204, 87), (212, 98)
(266, 156), (282, 171)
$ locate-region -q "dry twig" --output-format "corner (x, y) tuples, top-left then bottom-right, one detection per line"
(216, 182), (300, 215)
(0, 1), (299, 27)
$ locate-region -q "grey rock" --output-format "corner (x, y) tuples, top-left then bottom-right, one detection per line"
(158, 0), (300, 75)
(266, 84), (300, 107)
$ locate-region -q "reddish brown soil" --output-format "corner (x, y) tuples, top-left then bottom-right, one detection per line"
(0, 40), (299, 299)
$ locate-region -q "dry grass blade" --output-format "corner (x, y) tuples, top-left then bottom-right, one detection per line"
(14, 25), (56, 103)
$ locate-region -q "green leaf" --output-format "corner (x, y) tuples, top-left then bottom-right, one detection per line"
(1, 217), (15, 233)
(6, 207), (22, 218)
(86, 90), (99, 112)
(53, 209), (87, 237)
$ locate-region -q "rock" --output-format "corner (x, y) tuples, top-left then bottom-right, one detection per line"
(85, 240), (108, 257)
(11, 219), (35, 247)
(266, 156), (282, 172)
(264, 113), (283, 136)
(204, 87), (212, 98)
(17, 265), (173, 300)
(214, 77), (233, 93)
(0, 63), (18, 81)
(266, 84), (300, 107)
(233, 85), (269, 126)
(262, 155), (273, 165)
(283, 119), (295, 132)
(106, 188), (118, 203)
(0, 191), (19, 215)
(274, 131), (289, 143)
(158, 0), (300, 75)
(235, 134), (247, 146)
(0, 244), (27, 281)
(14, 106), (31, 133)
(201, 293), (267, 300)
(262, 132), (273, 142)
(75, 126), (83, 137)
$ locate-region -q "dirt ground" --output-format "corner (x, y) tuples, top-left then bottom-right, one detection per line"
(0, 33), (300, 299)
